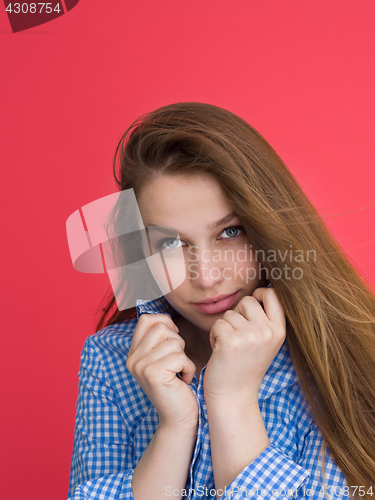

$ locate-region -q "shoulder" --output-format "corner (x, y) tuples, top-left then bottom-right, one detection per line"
(78, 318), (138, 383)
(83, 318), (138, 358)
(78, 318), (154, 427)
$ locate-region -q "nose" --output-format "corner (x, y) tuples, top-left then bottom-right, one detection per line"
(186, 246), (226, 288)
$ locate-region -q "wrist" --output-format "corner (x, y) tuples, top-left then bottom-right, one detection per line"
(157, 420), (198, 440)
(206, 398), (262, 422)
(204, 390), (260, 409)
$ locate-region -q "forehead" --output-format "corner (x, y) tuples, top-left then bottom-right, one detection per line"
(136, 174), (234, 228)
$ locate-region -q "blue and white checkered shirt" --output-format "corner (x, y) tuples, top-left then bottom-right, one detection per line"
(67, 296), (347, 499)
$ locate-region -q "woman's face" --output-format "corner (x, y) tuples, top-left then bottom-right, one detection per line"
(136, 174), (265, 333)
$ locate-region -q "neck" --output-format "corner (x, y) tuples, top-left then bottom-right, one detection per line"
(174, 314), (212, 365)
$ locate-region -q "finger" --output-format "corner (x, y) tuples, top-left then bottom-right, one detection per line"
(137, 337), (185, 366)
(153, 352), (197, 385)
(233, 295), (266, 322)
(210, 318), (234, 350)
(139, 323), (185, 352)
(130, 314), (179, 353)
(252, 287), (286, 328)
(221, 308), (248, 330)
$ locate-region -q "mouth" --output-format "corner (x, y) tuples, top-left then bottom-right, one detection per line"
(191, 291), (240, 314)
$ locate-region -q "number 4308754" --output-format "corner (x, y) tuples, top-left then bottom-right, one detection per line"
(6, 3), (61, 14)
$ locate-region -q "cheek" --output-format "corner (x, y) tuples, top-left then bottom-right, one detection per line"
(163, 289), (192, 320)
(241, 249), (260, 267)
(147, 250), (187, 294)
(227, 241), (254, 264)
(228, 247), (261, 282)
(164, 279), (189, 305)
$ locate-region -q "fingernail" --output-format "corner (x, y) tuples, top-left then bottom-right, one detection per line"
(174, 325), (179, 333)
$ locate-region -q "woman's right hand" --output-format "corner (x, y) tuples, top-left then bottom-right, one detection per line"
(126, 314), (199, 431)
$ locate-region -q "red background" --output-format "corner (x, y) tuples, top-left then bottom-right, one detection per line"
(1, 1), (374, 498)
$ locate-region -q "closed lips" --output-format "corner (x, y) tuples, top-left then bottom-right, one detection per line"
(193, 292), (237, 304)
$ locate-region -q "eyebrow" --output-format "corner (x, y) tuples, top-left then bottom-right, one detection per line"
(146, 211), (239, 232)
(206, 211), (239, 230)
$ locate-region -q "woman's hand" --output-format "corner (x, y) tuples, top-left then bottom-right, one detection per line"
(203, 286), (286, 406)
(126, 314), (199, 432)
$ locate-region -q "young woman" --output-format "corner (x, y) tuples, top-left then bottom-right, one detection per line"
(67, 102), (375, 500)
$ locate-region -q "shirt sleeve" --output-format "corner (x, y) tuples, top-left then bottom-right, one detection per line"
(218, 424), (347, 499)
(67, 336), (135, 500)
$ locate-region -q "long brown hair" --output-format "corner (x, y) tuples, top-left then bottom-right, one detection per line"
(96, 102), (375, 496)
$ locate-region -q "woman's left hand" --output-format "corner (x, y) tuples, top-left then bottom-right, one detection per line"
(203, 286), (286, 406)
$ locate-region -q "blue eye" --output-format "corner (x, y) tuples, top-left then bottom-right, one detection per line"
(219, 226), (244, 239)
(158, 238), (183, 250)
(154, 225), (244, 250)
